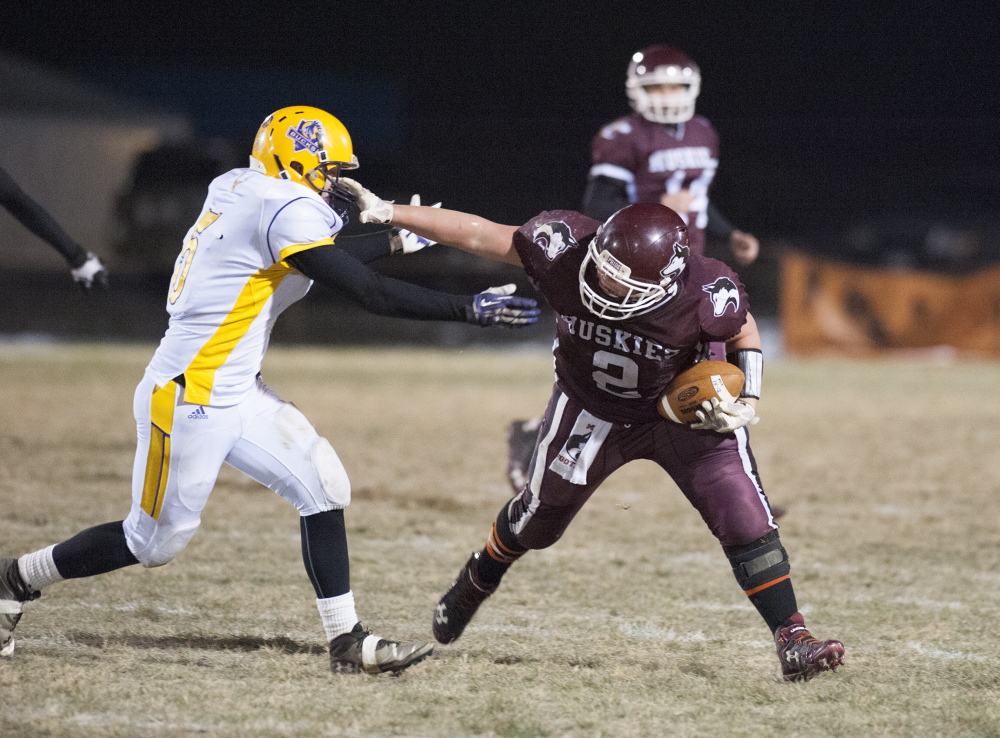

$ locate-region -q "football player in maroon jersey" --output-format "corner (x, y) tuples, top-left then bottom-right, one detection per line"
(584, 45), (759, 264)
(341, 179), (845, 682)
(508, 45), (769, 498)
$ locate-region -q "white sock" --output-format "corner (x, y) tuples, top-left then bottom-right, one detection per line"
(317, 591), (358, 641)
(18, 545), (64, 591)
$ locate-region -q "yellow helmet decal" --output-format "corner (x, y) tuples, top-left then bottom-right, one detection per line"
(249, 106), (358, 192)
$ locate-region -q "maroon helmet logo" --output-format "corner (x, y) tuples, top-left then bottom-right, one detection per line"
(660, 243), (690, 282)
(702, 277), (740, 316)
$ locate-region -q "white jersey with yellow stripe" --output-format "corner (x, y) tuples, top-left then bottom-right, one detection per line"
(146, 168), (341, 407)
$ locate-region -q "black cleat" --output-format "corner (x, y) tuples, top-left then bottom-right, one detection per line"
(432, 552), (497, 644)
(328, 622), (433, 675)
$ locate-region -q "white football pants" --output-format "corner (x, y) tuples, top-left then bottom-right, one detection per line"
(123, 372), (350, 567)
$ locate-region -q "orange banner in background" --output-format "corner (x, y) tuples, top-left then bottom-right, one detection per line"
(781, 252), (1000, 356)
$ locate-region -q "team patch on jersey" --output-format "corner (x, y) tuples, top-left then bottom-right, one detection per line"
(287, 119), (324, 155)
(549, 410), (612, 484)
(533, 221), (579, 261)
(702, 277), (740, 316)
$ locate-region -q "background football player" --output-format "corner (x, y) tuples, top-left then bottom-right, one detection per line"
(1, 164), (108, 291)
(0, 106), (539, 674)
(341, 180), (845, 683)
(583, 45), (759, 263)
(508, 44), (765, 497)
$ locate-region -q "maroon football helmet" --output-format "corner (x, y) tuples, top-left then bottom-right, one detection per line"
(579, 203), (691, 320)
(627, 45), (701, 124)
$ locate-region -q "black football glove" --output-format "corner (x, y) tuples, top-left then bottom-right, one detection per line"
(465, 284), (540, 328)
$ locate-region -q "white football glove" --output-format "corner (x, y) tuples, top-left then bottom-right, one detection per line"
(70, 252), (109, 292)
(691, 398), (759, 433)
(337, 177), (394, 224)
(391, 194), (442, 254)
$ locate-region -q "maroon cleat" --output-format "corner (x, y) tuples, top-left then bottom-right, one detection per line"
(432, 552), (497, 644)
(774, 618), (845, 682)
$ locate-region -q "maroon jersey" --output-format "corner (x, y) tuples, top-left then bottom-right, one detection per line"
(590, 113), (719, 256)
(514, 210), (748, 425)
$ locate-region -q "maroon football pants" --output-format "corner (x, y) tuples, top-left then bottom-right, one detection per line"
(507, 386), (778, 550)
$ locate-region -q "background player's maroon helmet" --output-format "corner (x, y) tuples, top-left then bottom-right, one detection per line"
(627, 45), (701, 124)
(579, 203), (691, 321)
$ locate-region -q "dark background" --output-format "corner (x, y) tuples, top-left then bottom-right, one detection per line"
(3, 1), (1000, 342)
(6, 1), (1000, 231)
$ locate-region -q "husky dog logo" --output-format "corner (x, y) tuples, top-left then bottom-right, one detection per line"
(287, 120), (325, 156)
(562, 430), (592, 462)
(533, 221), (578, 261)
(660, 243), (690, 283)
(702, 277), (740, 316)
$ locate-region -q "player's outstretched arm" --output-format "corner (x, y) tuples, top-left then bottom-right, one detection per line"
(0, 165), (109, 291)
(338, 178), (522, 266)
(286, 244), (538, 328)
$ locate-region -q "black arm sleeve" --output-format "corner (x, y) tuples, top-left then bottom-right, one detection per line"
(0, 165), (88, 268)
(705, 201), (736, 241)
(287, 243), (472, 322)
(580, 175), (631, 222)
(335, 228), (396, 264)
(334, 204), (396, 264)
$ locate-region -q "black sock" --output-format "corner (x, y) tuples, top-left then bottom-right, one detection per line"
(723, 531), (798, 632)
(747, 579), (799, 632)
(52, 521), (139, 579)
(476, 504), (528, 585)
(300, 509), (350, 598)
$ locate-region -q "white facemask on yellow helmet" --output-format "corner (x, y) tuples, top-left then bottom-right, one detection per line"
(249, 106), (359, 200)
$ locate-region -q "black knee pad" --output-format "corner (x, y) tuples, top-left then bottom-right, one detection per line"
(724, 530), (789, 591)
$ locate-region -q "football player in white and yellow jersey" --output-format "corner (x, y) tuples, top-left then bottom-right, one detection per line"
(0, 106), (539, 674)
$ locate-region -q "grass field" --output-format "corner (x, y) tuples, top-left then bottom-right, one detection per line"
(2, 343), (1000, 737)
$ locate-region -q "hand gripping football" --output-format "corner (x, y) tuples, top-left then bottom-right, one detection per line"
(658, 360), (745, 424)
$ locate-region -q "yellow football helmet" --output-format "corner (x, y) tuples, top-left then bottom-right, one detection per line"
(249, 106), (359, 198)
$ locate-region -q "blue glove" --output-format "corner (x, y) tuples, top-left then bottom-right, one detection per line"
(466, 284), (541, 328)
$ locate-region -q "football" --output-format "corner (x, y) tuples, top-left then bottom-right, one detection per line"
(658, 360), (745, 424)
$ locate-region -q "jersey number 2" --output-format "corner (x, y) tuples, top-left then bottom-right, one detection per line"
(592, 350), (641, 399)
(169, 210), (221, 304)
